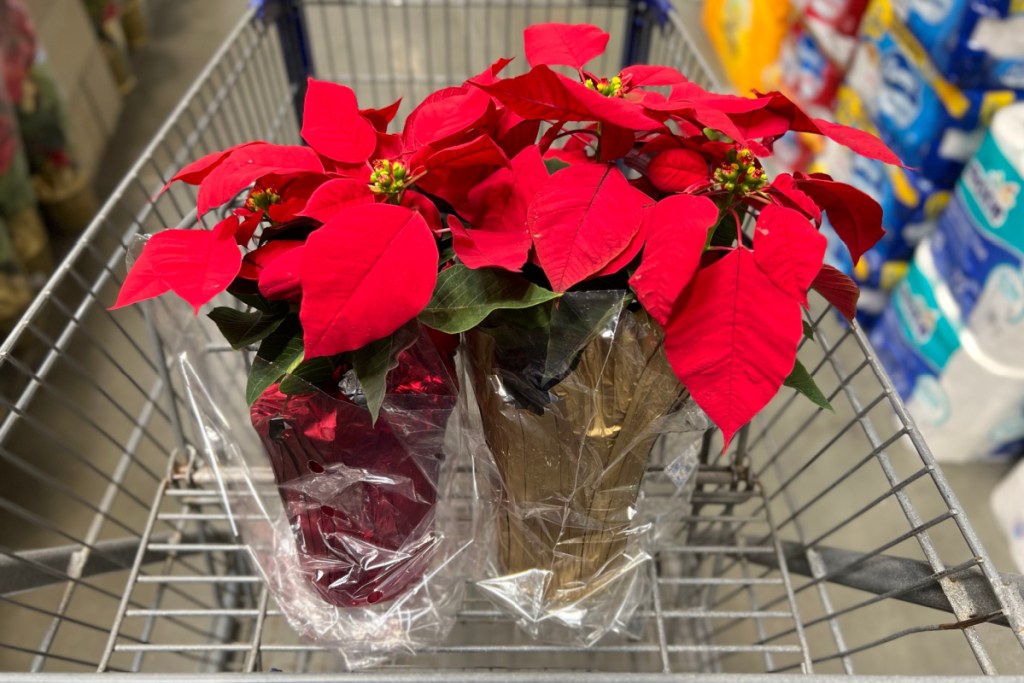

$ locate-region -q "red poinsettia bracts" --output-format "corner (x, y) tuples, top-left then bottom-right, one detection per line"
(113, 22), (899, 444)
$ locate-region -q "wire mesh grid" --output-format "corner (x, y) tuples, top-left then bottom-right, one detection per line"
(0, 0), (1022, 678)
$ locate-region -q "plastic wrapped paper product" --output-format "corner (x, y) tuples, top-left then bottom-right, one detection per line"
(849, 0), (1023, 188)
(461, 291), (709, 644)
(901, 0), (1024, 90)
(804, 0), (870, 36)
(172, 310), (480, 669)
(777, 25), (844, 110)
(870, 103), (1024, 462)
(813, 87), (948, 327)
(702, 0), (790, 94)
(795, 0), (870, 65)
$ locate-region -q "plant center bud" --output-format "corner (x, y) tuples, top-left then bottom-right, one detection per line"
(245, 187), (281, 212)
(712, 147), (767, 193)
(584, 75), (624, 97)
(369, 159), (409, 195)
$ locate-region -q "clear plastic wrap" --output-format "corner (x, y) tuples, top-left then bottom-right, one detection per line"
(161, 296), (480, 669)
(460, 290), (710, 645)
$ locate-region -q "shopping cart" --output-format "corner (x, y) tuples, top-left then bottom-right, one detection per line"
(1, 0), (1023, 678)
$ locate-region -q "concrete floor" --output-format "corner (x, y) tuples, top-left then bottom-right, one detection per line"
(2, 0), (1022, 676)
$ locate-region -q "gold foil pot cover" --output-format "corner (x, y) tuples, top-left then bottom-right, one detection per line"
(463, 291), (706, 643)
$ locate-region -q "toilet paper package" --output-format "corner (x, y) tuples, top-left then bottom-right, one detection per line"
(849, 1), (1023, 187)
(825, 86), (951, 263)
(870, 104), (1024, 462)
(928, 104), (1024, 319)
(778, 25), (844, 109)
(901, 0), (1024, 90)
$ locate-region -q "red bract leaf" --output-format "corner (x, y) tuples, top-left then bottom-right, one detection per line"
(621, 64), (687, 87)
(301, 78), (377, 164)
(767, 173), (821, 223)
(299, 204), (437, 357)
(375, 132), (405, 162)
(809, 117), (902, 166)
(523, 23), (609, 69)
(196, 143), (324, 216)
(752, 204), (826, 306)
(664, 248), (803, 447)
(811, 264), (860, 321)
(403, 86), (493, 149)
(593, 201), (652, 277)
(300, 178), (375, 223)
(497, 116), (542, 158)
(449, 215), (532, 271)
(235, 210), (263, 246)
(598, 123), (636, 162)
(645, 98), (770, 158)
(416, 134), (509, 174)
(629, 194), (718, 324)
(528, 163), (645, 291)
(239, 239), (303, 280)
(795, 175), (884, 264)
(647, 148), (708, 193)
(719, 91), (902, 165)
(475, 66), (663, 130)
(360, 98), (402, 132)
(469, 56), (514, 86)
(400, 190), (443, 235)
(268, 198), (306, 223)
(162, 142), (257, 191)
(259, 243), (304, 303)
(112, 228), (242, 314)
(469, 146), (546, 232)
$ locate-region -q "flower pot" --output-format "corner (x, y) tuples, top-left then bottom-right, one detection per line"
(250, 333), (457, 608)
(463, 292), (696, 640)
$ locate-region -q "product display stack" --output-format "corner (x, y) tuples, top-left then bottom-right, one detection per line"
(761, 0), (1024, 329)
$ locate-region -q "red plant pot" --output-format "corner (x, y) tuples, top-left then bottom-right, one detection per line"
(250, 340), (456, 607)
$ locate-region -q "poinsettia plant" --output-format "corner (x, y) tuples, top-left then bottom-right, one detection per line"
(113, 23), (897, 447)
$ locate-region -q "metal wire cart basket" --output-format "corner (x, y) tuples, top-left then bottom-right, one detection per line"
(2, 0), (1024, 678)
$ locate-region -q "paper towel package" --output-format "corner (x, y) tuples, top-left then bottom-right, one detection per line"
(902, 0), (1024, 90)
(849, 0), (1024, 187)
(870, 103), (1024, 462)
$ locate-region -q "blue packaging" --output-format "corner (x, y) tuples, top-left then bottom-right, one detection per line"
(903, 0), (1024, 90)
(870, 103), (1024, 462)
(869, 259), (961, 398)
(928, 123), (1024, 319)
(850, 3), (1024, 187)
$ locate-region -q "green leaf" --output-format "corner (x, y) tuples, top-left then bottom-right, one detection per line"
(544, 157), (570, 175)
(246, 326), (304, 405)
(208, 306), (285, 350)
(418, 265), (561, 334)
(279, 356), (339, 396)
(543, 291), (626, 385)
(802, 320), (815, 341)
(437, 243), (455, 267)
(784, 359), (833, 412)
(351, 325), (419, 424)
(230, 291), (277, 313)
